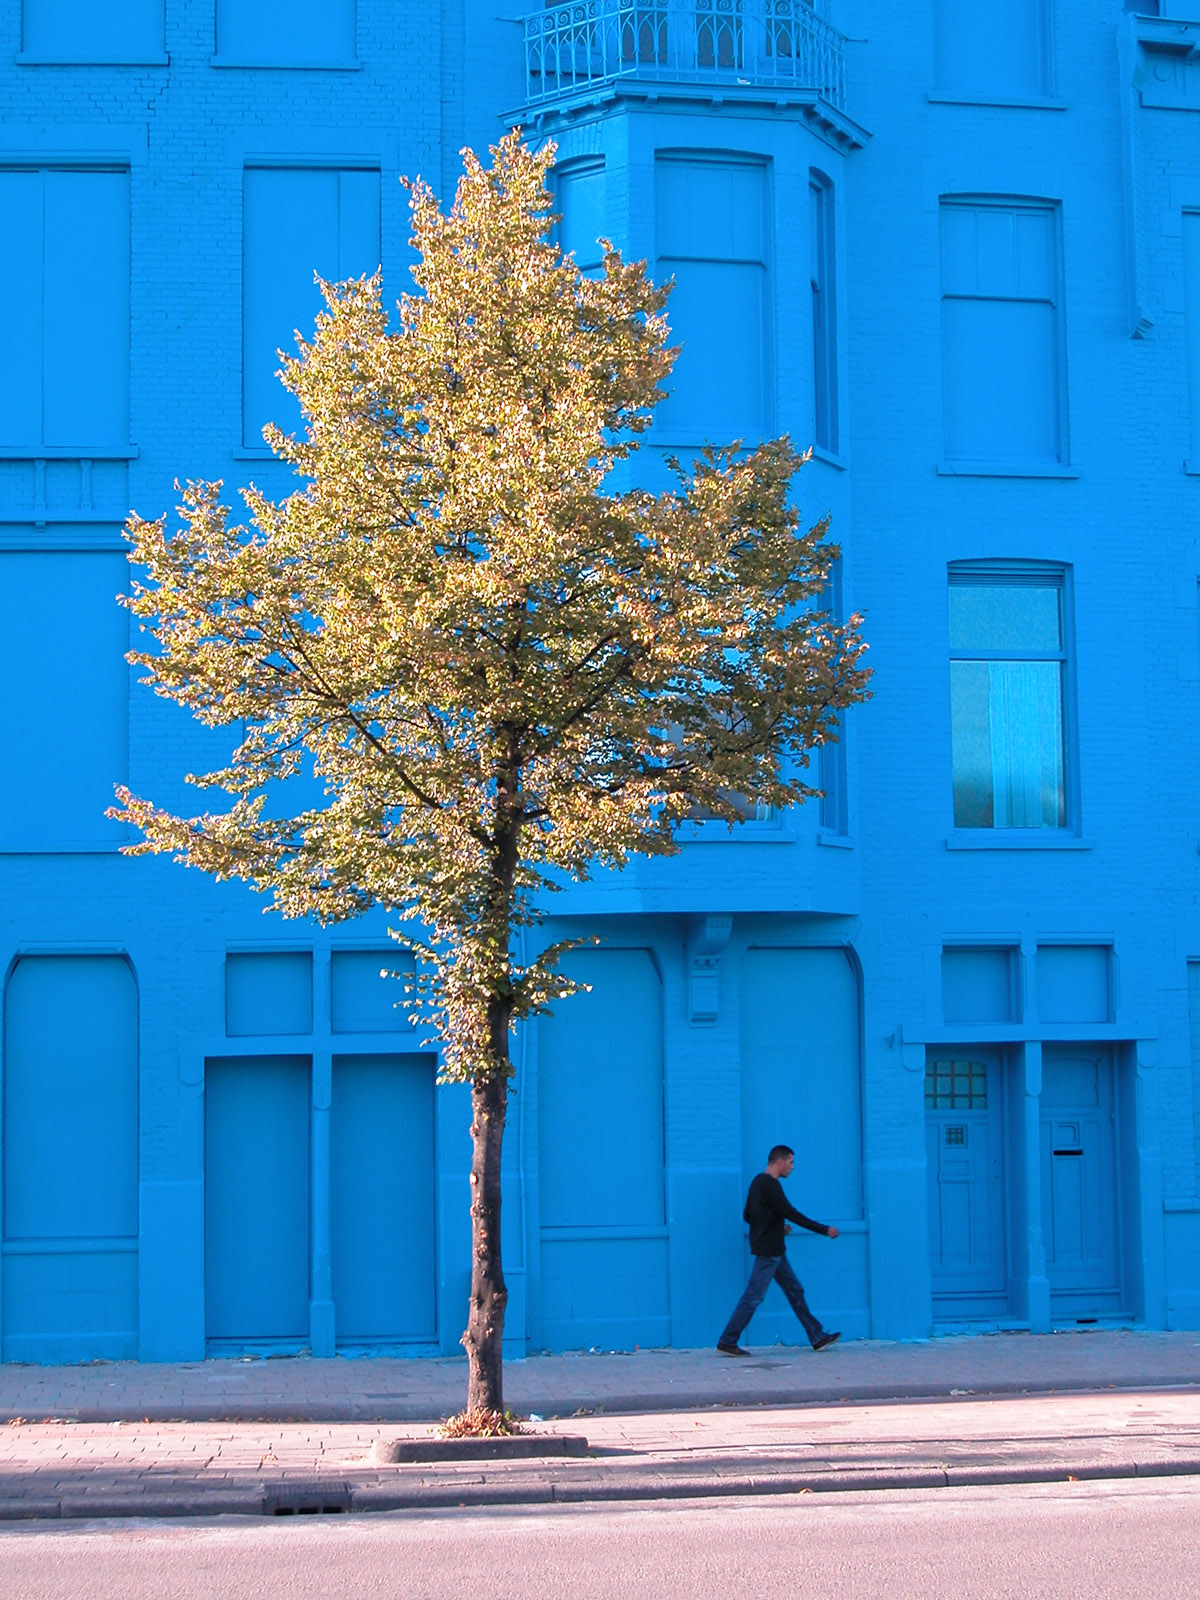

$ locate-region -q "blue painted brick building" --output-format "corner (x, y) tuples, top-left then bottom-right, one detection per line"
(1, 0), (1198, 1362)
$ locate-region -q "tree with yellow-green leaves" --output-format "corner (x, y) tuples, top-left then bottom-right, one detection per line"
(112, 133), (871, 1423)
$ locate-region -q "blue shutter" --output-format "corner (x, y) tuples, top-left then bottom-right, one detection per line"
(22, 0), (164, 62)
(243, 167), (380, 447)
(217, 0), (356, 66)
(331, 1055), (436, 1340)
(0, 552), (129, 850)
(225, 952), (314, 1036)
(655, 158), (770, 442)
(204, 1057), (311, 1341)
(3, 956), (138, 1241)
(941, 201), (1062, 463)
(1185, 212), (1200, 462)
(739, 948), (863, 1220)
(933, 0), (1047, 97)
(557, 160), (606, 273)
(43, 170), (130, 447)
(810, 174), (838, 454)
(538, 949), (665, 1228)
(0, 171), (43, 446)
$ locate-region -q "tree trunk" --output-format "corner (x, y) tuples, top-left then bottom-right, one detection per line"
(463, 1063), (509, 1414)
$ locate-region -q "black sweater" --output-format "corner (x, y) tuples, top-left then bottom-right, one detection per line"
(743, 1172), (832, 1257)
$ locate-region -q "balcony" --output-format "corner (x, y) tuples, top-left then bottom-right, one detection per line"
(524, 0), (849, 113)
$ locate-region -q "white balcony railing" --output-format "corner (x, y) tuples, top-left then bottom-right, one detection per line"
(524, 0), (847, 109)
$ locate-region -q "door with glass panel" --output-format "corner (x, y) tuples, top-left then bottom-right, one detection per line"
(925, 1050), (1008, 1317)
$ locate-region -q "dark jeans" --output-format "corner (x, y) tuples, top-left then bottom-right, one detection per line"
(719, 1254), (826, 1348)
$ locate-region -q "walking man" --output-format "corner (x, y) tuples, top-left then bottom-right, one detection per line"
(717, 1144), (841, 1356)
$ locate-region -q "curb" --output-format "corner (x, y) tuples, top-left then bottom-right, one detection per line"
(8, 1373), (1200, 1426)
(3, 1455), (1200, 1522)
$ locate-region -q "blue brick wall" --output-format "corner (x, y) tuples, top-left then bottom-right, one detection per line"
(0, 1), (1197, 1361)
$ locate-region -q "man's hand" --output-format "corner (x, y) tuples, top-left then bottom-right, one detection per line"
(827, 1226), (840, 1239)
(783, 1223), (793, 1234)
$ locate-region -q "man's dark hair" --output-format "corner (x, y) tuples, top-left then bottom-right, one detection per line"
(767, 1144), (794, 1164)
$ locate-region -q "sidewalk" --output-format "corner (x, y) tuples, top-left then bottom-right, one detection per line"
(0, 1330), (1197, 1520)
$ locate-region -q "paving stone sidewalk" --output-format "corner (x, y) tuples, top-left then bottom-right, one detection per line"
(0, 1330), (1198, 1520)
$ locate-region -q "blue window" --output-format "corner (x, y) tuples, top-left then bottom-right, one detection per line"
(1184, 211), (1200, 467)
(818, 557), (847, 834)
(20, 0), (164, 63)
(0, 168), (130, 449)
(216, 0), (356, 67)
(948, 565), (1070, 830)
(0, 553), (129, 851)
(242, 166), (380, 448)
(940, 198), (1066, 467)
(556, 158), (606, 275)
(933, 0), (1050, 99)
(810, 171), (838, 455)
(655, 155), (771, 444)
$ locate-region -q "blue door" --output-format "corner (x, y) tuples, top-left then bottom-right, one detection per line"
(204, 1056), (310, 1347)
(739, 947), (864, 1343)
(1040, 1047), (1120, 1316)
(537, 948), (668, 1350)
(925, 1052), (1008, 1318)
(330, 1054), (436, 1344)
(2, 955), (139, 1362)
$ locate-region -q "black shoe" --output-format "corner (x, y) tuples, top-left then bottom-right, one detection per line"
(812, 1331), (841, 1352)
(717, 1341), (751, 1357)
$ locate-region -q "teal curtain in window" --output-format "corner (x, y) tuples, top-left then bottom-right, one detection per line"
(951, 659), (1064, 828)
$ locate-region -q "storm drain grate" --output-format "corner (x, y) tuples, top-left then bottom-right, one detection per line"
(263, 1481), (353, 1516)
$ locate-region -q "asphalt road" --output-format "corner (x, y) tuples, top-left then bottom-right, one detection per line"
(2, 1477), (1198, 1600)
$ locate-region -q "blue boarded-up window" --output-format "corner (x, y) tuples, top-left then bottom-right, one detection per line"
(225, 951), (313, 1036)
(740, 947), (862, 1220)
(216, 0), (357, 67)
(933, 0), (1049, 98)
(942, 946), (1018, 1025)
(331, 950), (413, 1033)
(655, 156), (771, 443)
(1185, 211), (1200, 465)
(204, 1056), (311, 1341)
(3, 955), (138, 1241)
(1036, 944), (1111, 1024)
(556, 159), (606, 274)
(331, 1055), (436, 1340)
(940, 198), (1065, 466)
(810, 171), (838, 454)
(538, 949), (665, 1229)
(242, 166), (380, 448)
(0, 168), (129, 449)
(21, 0), (164, 62)
(0, 553), (128, 851)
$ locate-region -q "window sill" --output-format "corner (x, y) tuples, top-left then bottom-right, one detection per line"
(681, 823), (793, 844)
(816, 829), (854, 849)
(1185, 459), (1200, 476)
(652, 432), (767, 452)
(0, 444), (139, 459)
(945, 832), (1091, 851)
(0, 843), (127, 855)
(810, 444), (848, 472)
(0, 521), (130, 542)
(926, 90), (1067, 111)
(210, 55), (362, 71)
(15, 53), (169, 67)
(937, 460), (1078, 480)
